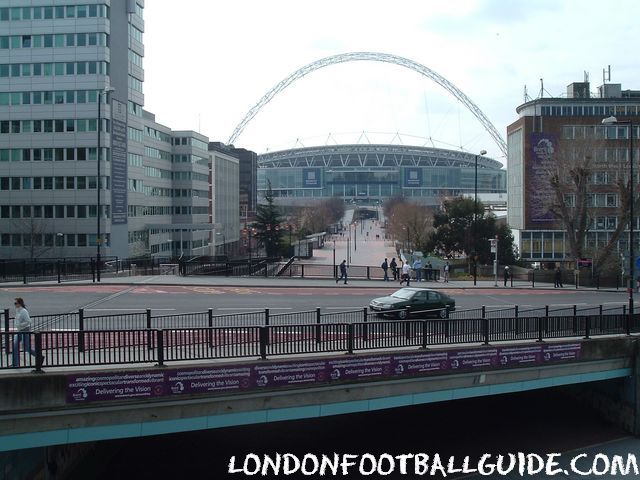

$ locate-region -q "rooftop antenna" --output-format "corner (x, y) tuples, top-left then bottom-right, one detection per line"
(583, 71), (589, 83)
(540, 78), (544, 98)
(602, 65), (611, 84)
(524, 85), (532, 102)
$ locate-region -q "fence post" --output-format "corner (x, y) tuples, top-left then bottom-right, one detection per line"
(572, 305), (577, 334)
(56, 260), (61, 284)
(347, 323), (354, 354)
(625, 305), (631, 336)
(301, 264), (305, 278)
(584, 315), (591, 339)
(513, 305), (519, 336)
(3, 309), (9, 355)
(362, 307), (368, 342)
(514, 305), (520, 336)
(599, 304), (603, 334)
(481, 305), (486, 319)
(34, 332), (43, 372)
(264, 308), (270, 326)
(78, 308), (85, 353)
(146, 308), (152, 351)
(510, 272), (513, 288)
(156, 330), (164, 367)
(315, 307), (321, 345)
(208, 308), (213, 348)
(421, 320), (428, 349)
(259, 326), (268, 360)
(366, 266), (370, 280)
(545, 305), (549, 318)
(22, 260), (27, 285)
(483, 317), (489, 345)
(537, 316), (543, 342)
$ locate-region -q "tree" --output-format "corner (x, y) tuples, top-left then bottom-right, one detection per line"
(427, 197), (495, 262)
(545, 133), (638, 272)
(253, 181), (283, 257)
(293, 198), (345, 236)
(385, 200), (433, 252)
(496, 223), (517, 265)
(13, 218), (54, 260)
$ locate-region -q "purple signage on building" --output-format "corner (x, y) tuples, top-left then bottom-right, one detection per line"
(167, 366), (252, 395)
(327, 356), (392, 381)
(253, 360), (327, 388)
(67, 371), (166, 403)
(527, 132), (557, 226)
(448, 348), (499, 370)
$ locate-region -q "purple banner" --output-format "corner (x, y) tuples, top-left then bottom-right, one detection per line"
(66, 343), (582, 403)
(67, 371), (166, 403)
(526, 132), (557, 226)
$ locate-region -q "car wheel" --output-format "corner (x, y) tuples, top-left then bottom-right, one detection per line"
(439, 309), (448, 319)
(398, 309), (409, 320)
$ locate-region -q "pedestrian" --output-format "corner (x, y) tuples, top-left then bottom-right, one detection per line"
(503, 265), (510, 287)
(443, 262), (450, 283)
(337, 260), (348, 285)
(390, 258), (398, 281)
(381, 258), (389, 281)
(12, 297), (43, 367)
(554, 266), (563, 288)
(400, 261), (411, 286)
(412, 257), (423, 282)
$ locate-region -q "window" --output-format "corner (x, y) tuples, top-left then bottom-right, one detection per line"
(55, 205), (64, 218)
(66, 177), (75, 189)
(44, 177), (53, 190)
(66, 205), (75, 218)
(77, 206), (87, 218)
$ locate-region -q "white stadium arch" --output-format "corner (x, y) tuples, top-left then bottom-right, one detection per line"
(228, 52), (507, 156)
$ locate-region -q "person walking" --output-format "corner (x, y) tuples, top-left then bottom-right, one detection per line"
(381, 258), (389, 281)
(390, 258), (398, 281)
(503, 265), (510, 287)
(443, 261), (450, 283)
(12, 297), (43, 367)
(336, 260), (348, 285)
(412, 257), (423, 282)
(554, 266), (563, 288)
(399, 261), (411, 286)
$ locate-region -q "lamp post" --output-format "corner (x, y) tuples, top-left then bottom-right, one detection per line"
(56, 232), (64, 259)
(473, 149), (487, 286)
(96, 86), (114, 282)
(602, 116), (635, 323)
(333, 239), (336, 281)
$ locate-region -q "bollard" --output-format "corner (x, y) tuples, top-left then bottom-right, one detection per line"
(301, 264), (305, 278)
(366, 266), (370, 280)
(78, 308), (85, 353)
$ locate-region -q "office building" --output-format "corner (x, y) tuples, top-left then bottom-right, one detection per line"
(0, 0), (234, 259)
(507, 78), (640, 262)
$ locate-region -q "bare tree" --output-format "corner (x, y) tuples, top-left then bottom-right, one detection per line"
(13, 218), (54, 260)
(545, 130), (637, 272)
(386, 201), (434, 252)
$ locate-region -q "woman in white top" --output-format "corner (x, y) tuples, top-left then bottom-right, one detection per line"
(13, 297), (41, 367)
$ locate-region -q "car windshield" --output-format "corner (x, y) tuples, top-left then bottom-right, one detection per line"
(390, 289), (415, 300)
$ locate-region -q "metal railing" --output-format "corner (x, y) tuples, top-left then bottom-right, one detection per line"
(1, 308), (638, 371)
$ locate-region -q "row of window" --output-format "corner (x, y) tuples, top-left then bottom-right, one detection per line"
(127, 205), (209, 218)
(173, 136), (208, 151)
(0, 204), (109, 220)
(564, 193), (619, 208)
(0, 61), (109, 78)
(1, 233), (110, 249)
(128, 49), (143, 68)
(128, 181), (208, 198)
(520, 230), (640, 260)
(540, 104), (640, 117)
(172, 154), (209, 166)
(129, 24), (143, 43)
(0, 89), (105, 106)
(142, 167), (208, 182)
(561, 125), (640, 140)
(0, 147), (108, 163)
(128, 230), (148, 244)
(0, 32), (108, 49)
(128, 127), (143, 143)
(0, 118), (109, 134)
(173, 171), (209, 182)
(128, 153), (143, 168)
(128, 75), (143, 93)
(145, 126), (171, 143)
(0, 5), (109, 22)
(128, 101), (143, 117)
(0, 176), (107, 191)
(144, 146), (171, 161)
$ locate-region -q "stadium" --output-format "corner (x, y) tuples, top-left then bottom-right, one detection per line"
(257, 143), (507, 207)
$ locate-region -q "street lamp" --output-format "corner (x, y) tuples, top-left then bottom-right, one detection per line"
(602, 116), (635, 325)
(473, 149), (487, 286)
(96, 86), (115, 282)
(56, 232), (64, 259)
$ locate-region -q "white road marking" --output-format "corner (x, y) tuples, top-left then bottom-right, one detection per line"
(85, 308), (176, 311)
(215, 307), (292, 310)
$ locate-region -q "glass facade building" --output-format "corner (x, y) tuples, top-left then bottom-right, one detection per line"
(258, 145), (506, 205)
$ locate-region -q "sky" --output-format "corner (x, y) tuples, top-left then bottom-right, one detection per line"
(143, 0), (639, 165)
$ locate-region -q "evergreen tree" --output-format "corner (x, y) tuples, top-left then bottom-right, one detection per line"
(254, 181), (283, 257)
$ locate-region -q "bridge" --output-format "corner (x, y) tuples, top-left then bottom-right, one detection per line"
(0, 305), (638, 452)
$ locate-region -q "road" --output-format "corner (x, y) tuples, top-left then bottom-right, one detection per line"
(0, 283), (632, 317)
